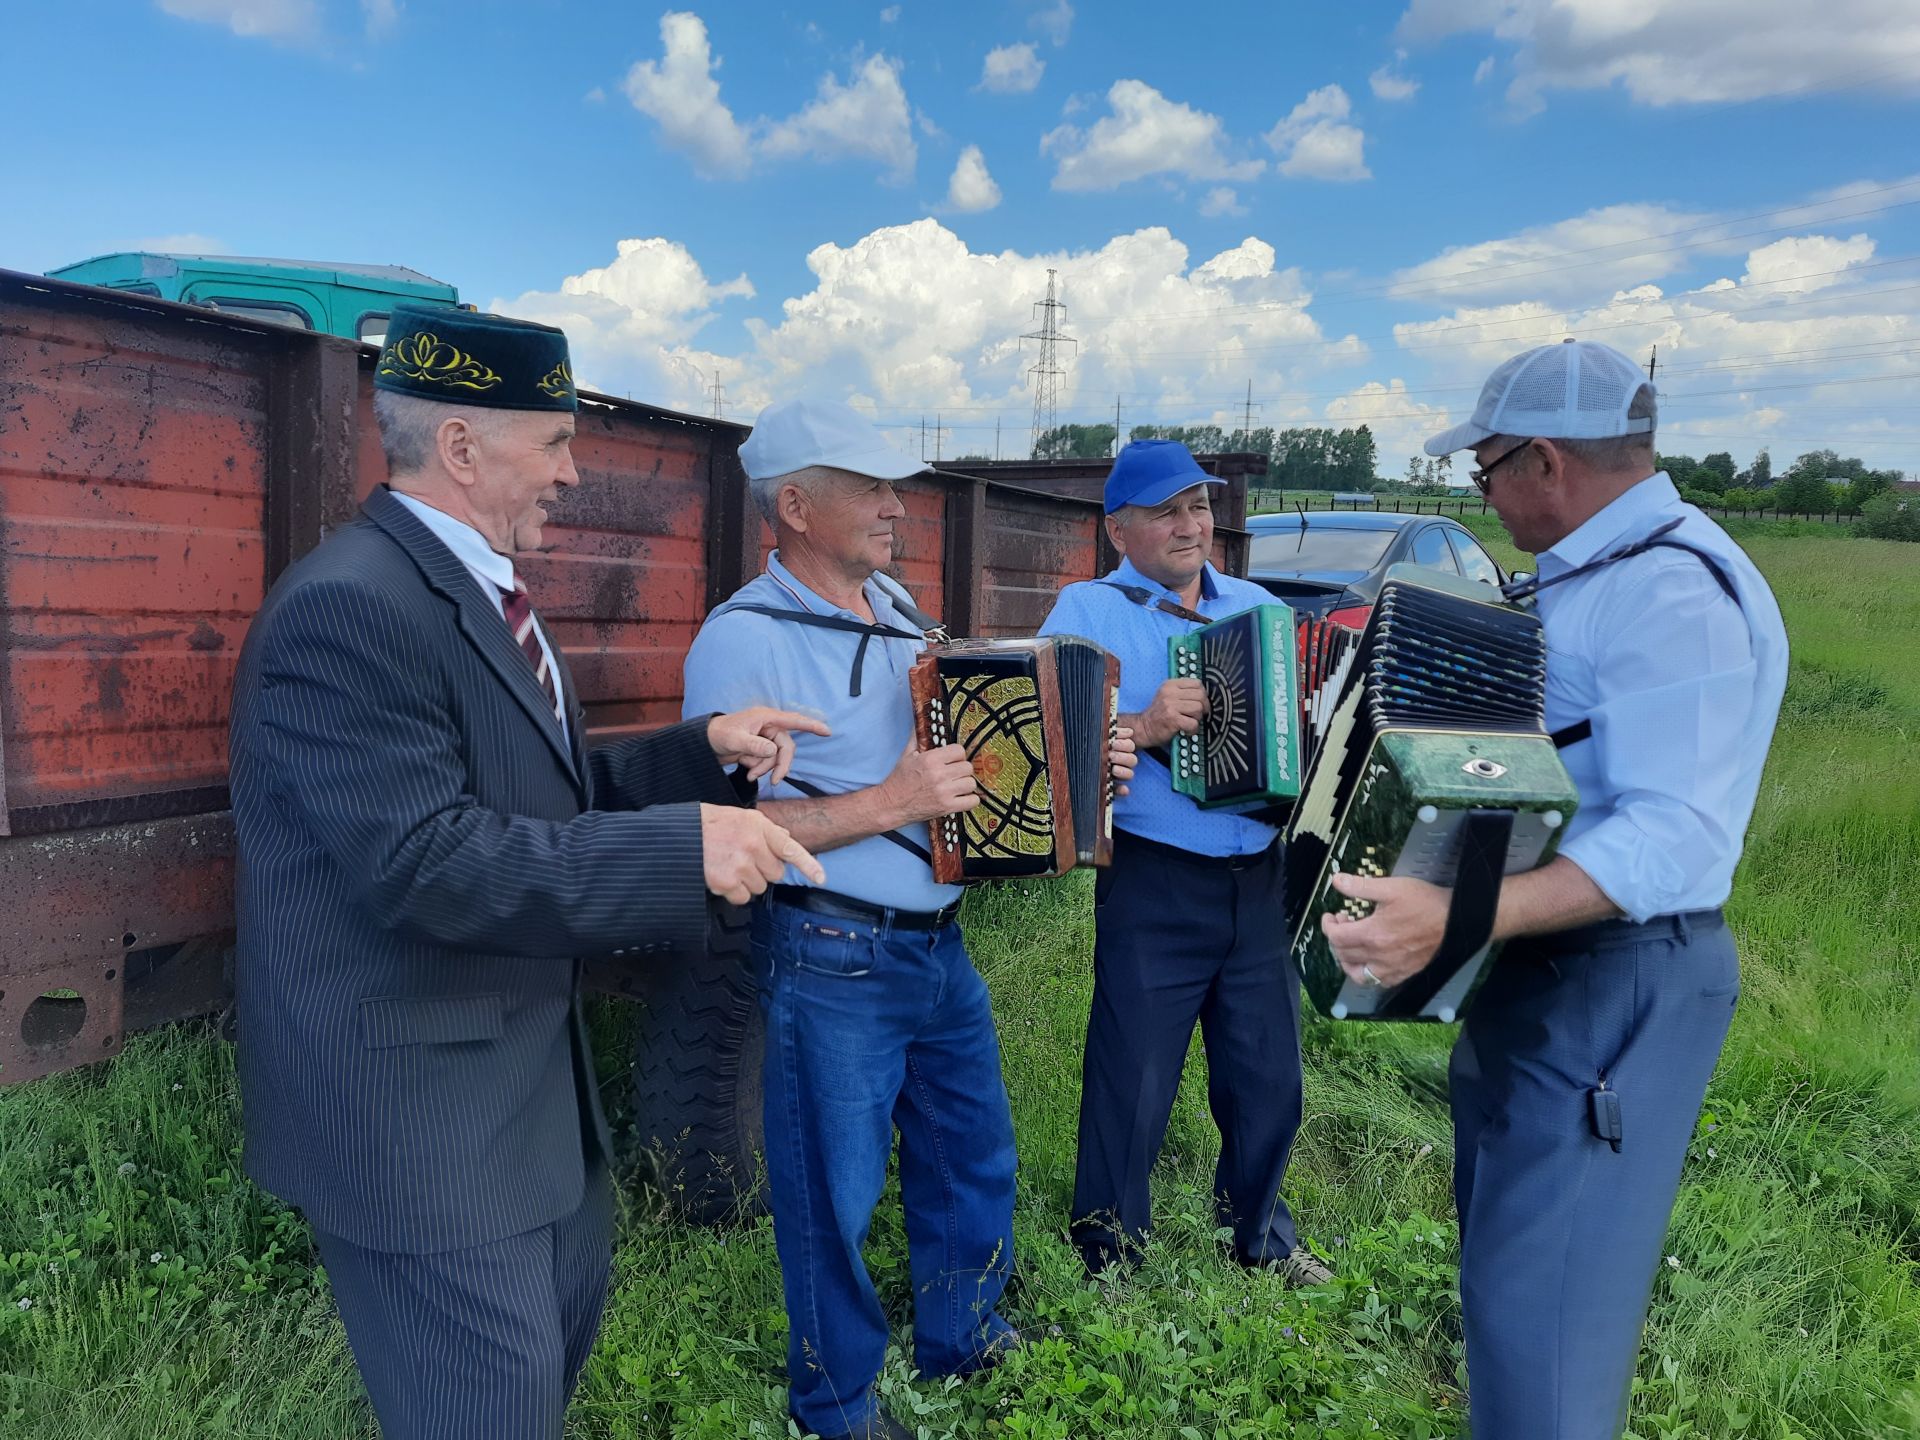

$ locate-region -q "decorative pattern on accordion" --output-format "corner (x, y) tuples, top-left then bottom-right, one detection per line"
(1168, 604), (1308, 815)
(938, 673), (1058, 864)
(909, 637), (1120, 883)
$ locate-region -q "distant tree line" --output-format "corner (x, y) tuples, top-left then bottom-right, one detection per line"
(1664, 447), (1907, 518)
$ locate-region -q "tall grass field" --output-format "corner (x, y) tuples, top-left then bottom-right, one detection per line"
(3, 529), (1916, 1438)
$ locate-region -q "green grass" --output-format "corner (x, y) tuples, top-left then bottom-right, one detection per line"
(4, 534), (1918, 1438)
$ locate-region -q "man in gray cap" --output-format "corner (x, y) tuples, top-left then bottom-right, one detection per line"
(1321, 339), (1788, 1439)
(230, 304), (826, 1440)
(683, 398), (1134, 1440)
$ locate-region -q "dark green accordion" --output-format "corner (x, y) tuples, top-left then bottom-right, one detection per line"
(1283, 566), (1580, 1023)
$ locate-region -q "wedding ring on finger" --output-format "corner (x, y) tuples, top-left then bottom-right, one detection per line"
(1361, 963), (1383, 988)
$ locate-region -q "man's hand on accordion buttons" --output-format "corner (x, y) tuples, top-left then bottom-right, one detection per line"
(1139, 678), (1208, 749)
(700, 804), (826, 906)
(1321, 872), (1449, 988)
(707, 708), (833, 785)
(881, 739), (980, 824)
(1108, 725), (1137, 797)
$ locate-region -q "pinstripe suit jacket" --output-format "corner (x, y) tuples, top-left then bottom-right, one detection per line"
(230, 486), (739, 1254)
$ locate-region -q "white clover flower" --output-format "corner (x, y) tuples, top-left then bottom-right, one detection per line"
(118, 1162), (138, 1177)
(15, 1298), (31, 1311)
(1665, 1255), (1681, 1270)
(150, 1252), (164, 1264)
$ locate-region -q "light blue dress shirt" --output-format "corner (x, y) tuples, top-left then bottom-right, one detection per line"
(1535, 473), (1788, 923)
(1039, 556), (1280, 858)
(389, 489), (568, 745)
(681, 552), (960, 912)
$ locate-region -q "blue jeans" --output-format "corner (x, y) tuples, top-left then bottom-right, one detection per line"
(755, 898), (1018, 1436)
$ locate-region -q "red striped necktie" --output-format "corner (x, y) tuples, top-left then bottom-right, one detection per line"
(500, 580), (560, 716)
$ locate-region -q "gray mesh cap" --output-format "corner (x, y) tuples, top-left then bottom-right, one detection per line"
(1424, 339), (1656, 456)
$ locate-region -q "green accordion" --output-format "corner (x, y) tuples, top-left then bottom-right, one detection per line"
(1167, 605), (1305, 814)
(1283, 566), (1580, 1023)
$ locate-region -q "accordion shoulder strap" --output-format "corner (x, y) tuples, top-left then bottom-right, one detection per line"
(868, 571), (949, 643)
(780, 776), (935, 864)
(719, 604), (922, 698)
(1096, 579), (1210, 626)
(1503, 516), (1740, 607)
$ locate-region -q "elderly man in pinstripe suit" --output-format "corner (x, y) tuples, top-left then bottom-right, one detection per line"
(229, 306), (826, 1440)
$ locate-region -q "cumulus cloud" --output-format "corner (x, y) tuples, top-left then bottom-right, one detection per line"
(1265, 86), (1371, 181)
(1044, 80), (1265, 191)
(1473, 55), (1496, 84)
(361, 0), (397, 39)
(1199, 187), (1247, 218)
(1741, 234), (1876, 293)
(495, 220), (1359, 456)
(623, 12), (754, 178)
(1396, 0), (1920, 108)
(1326, 379), (1453, 465)
(1369, 54), (1420, 101)
(155, 0), (318, 40)
(880, 4), (899, 20)
(979, 42), (1044, 93)
(760, 53), (917, 181)
(493, 237), (753, 402)
(1030, 0), (1072, 46)
(946, 146), (1003, 212)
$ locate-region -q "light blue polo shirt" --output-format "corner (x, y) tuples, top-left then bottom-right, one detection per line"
(1040, 556), (1280, 858)
(1532, 472), (1787, 922)
(682, 552), (961, 913)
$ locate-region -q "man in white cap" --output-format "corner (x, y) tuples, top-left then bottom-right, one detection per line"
(1321, 340), (1788, 1439)
(682, 400), (1134, 1440)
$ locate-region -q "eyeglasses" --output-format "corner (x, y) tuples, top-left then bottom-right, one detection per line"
(1470, 439), (1533, 494)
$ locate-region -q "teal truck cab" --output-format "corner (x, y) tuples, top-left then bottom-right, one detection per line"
(45, 252), (467, 343)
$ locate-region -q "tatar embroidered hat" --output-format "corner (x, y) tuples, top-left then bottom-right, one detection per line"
(738, 398), (927, 483)
(1103, 439), (1224, 514)
(1423, 339), (1657, 456)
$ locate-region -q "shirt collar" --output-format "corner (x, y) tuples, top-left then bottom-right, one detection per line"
(390, 490), (518, 595)
(1113, 555), (1222, 604)
(766, 550), (889, 621)
(1539, 471), (1680, 575)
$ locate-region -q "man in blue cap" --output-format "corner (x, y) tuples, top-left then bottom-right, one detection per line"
(1038, 438), (1328, 1283)
(1323, 340), (1787, 1438)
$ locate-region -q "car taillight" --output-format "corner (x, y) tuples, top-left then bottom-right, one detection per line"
(1326, 604), (1372, 631)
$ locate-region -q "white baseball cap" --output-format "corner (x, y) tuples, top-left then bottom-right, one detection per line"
(1424, 339), (1656, 456)
(738, 398), (927, 482)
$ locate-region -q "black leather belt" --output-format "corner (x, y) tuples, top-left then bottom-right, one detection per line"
(1113, 829), (1279, 872)
(767, 885), (962, 932)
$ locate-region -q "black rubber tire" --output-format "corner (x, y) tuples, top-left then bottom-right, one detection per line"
(626, 902), (767, 1225)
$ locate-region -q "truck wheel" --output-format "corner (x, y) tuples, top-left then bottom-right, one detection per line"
(626, 902), (766, 1224)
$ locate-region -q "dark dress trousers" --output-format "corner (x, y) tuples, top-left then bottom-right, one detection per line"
(229, 486), (740, 1438)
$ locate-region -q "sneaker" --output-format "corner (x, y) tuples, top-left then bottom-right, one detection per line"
(1273, 1245), (1334, 1287)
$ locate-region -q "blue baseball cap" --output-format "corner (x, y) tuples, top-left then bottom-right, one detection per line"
(1103, 439), (1223, 514)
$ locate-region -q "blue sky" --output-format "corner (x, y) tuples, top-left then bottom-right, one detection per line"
(6, 0), (1919, 475)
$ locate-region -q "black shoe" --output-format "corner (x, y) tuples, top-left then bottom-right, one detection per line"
(789, 1405), (916, 1440)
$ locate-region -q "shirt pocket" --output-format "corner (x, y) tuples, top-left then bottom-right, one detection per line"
(793, 919), (878, 979)
(358, 993), (506, 1050)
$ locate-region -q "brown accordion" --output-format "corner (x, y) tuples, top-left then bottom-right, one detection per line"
(909, 636), (1121, 883)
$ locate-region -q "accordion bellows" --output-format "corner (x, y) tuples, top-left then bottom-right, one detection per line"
(1282, 566), (1580, 1023)
(910, 636), (1120, 883)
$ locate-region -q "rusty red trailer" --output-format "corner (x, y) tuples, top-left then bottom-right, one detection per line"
(0, 267), (1257, 1210)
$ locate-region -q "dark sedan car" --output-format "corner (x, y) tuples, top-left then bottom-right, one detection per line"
(1247, 509), (1507, 625)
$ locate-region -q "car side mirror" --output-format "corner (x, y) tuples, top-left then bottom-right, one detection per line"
(1505, 570), (1533, 589)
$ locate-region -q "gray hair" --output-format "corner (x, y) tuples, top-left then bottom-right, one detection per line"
(749, 464), (839, 525)
(372, 388), (506, 476)
(1527, 382), (1658, 470)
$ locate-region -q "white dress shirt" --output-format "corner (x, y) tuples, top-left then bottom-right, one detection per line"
(389, 491), (569, 745)
(1534, 473), (1787, 923)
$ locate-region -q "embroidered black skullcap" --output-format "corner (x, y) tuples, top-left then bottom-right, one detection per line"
(374, 303), (577, 411)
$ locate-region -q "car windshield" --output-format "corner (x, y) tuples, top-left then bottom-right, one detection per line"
(1250, 527), (1396, 574)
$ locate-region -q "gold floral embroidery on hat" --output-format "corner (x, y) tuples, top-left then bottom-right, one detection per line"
(536, 360), (575, 399)
(378, 331), (503, 392)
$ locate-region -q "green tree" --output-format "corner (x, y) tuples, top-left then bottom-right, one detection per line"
(1847, 470), (1897, 513)
(1739, 449), (1773, 488)
(1701, 452), (1736, 488)
(1856, 490), (1920, 541)
(1033, 423), (1117, 459)
(1773, 470), (1836, 515)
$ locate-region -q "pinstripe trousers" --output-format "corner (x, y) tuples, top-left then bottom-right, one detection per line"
(312, 1162), (616, 1440)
